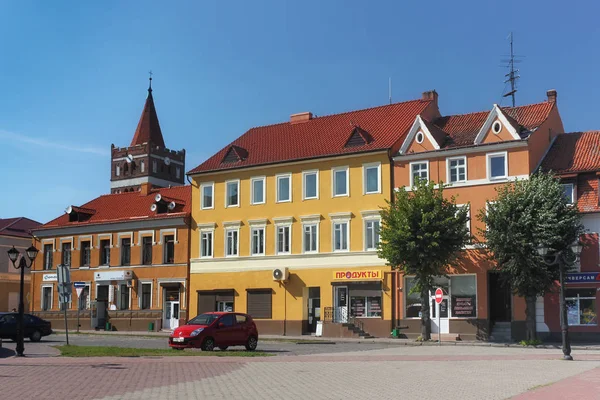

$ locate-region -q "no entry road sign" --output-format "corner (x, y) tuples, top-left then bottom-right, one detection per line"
(435, 288), (444, 304)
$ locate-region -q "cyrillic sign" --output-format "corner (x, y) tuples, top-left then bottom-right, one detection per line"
(333, 270), (382, 280)
(566, 273), (600, 283)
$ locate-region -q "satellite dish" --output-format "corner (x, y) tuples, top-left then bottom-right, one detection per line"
(164, 157), (171, 166)
(168, 201), (176, 210)
(65, 206), (72, 214)
(154, 193), (162, 202)
(150, 204), (157, 212)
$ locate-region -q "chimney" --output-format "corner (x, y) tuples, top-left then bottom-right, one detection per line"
(290, 112), (313, 124)
(547, 89), (557, 103)
(422, 90), (438, 104)
(140, 182), (152, 196)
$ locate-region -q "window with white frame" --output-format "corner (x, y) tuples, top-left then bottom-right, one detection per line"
(363, 163), (381, 194)
(251, 177), (265, 205)
(303, 171), (318, 200)
(410, 162), (428, 186)
(41, 286), (53, 311)
(457, 204), (470, 235)
(487, 152), (507, 180)
(277, 174), (291, 202)
(333, 167), (349, 197)
(303, 224), (318, 253)
(226, 180), (239, 207)
(251, 227), (265, 255)
(447, 157), (467, 183)
(561, 183), (575, 204)
(201, 230), (213, 258)
(43, 243), (53, 270)
(365, 219), (380, 251)
(277, 225), (291, 254)
(201, 183), (214, 209)
(566, 289), (597, 326)
(225, 229), (239, 257)
(333, 221), (349, 251)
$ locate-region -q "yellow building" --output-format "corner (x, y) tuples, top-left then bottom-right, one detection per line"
(187, 93), (441, 337)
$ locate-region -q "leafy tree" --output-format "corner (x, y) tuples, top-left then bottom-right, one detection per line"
(480, 172), (583, 341)
(378, 180), (470, 340)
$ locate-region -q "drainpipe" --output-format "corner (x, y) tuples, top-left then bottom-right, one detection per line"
(388, 148), (398, 330)
(186, 217), (191, 323)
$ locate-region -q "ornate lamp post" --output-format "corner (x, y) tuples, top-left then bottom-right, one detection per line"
(537, 242), (583, 361)
(7, 245), (39, 357)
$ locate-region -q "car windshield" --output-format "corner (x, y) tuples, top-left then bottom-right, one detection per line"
(187, 313), (219, 326)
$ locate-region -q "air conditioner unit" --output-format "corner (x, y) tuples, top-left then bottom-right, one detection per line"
(272, 268), (289, 282)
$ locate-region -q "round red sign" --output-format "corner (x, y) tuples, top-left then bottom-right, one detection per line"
(435, 288), (444, 304)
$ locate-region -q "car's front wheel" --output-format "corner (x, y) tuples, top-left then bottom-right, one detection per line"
(30, 331), (42, 342)
(245, 336), (258, 351)
(201, 337), (215, 351)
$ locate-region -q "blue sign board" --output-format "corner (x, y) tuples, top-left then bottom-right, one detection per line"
(73, 281), (86, 289)
(566, 273), (600, 283)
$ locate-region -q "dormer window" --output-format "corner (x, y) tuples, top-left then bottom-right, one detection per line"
(344, 126), (373, 148)
(492, 121), (502, 134)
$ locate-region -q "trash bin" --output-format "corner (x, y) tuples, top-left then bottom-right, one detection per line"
(148, 322), (154, 332)
(105, 322), (111, 331)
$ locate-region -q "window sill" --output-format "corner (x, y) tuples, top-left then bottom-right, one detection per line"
(98, 265), (110, 269)
(276, 200), (292, 204)
(303, 196), (318, 201)
(251, 202), (265, 206)
(332, 194), (349, 198)
(79, 266), (90, 270)
(364, 191), (381, 195)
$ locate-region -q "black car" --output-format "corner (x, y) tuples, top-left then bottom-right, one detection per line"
(0, 313), (52, 342)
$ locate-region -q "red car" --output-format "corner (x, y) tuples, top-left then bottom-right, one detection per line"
(169, 312), (258, 351)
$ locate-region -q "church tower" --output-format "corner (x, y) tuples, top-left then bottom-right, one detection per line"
(110, 78), (186, 194)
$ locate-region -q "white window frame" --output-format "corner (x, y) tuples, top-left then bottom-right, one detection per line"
(302, 170), (319, 200)
(225, 179), (240, 208)
(566, 289), (597, 326)
(332, 166), (350, 197)
(276, 173), (292, 203)
(200, 182), (214, 210)
(250, 226), (266, 256)
(486, 151), (508, 181)
(225, 228), (240, 257)
(330, 212), (351, 252)
(361, 211), (381, 251)
(159, 228), (178, 245)
(41, 285), (53, 311)
(300, 214), (320, 254)
(409, 161), (429, 187)
(200, 229), (214, 259)
(138, 281), (153, 309)
(274, 217), (293, 255)
(456, 204), (470, 235)
(446, 156), (467, 184)
(250, 176), (266, 205)
(363, 162), (381, 195)
(561, 183), (575, 205)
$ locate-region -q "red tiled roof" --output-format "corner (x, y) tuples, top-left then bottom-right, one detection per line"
(433, 102), (555, 148)
(0, 217), (41, 238)
(130, 89), (165, 147)
(37, 185), (191, 230)
(541, 131), (600, 174)
(188, 99), (433, 174)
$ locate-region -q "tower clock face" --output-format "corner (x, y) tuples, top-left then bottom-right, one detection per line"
(164, 157), (171, 166)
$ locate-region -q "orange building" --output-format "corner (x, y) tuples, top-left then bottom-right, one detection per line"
(392, 89), (564, 340)
(29, 82), (192, 332)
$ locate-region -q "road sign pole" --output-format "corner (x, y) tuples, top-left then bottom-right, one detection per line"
(438, 310), (441, 345)
(77, 306), (80, 334)
(434, 287), (443, 345)
(63, 298), (69, 345)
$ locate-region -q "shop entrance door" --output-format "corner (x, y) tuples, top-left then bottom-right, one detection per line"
(430, 294), (449, 334)
(163, 288), (180, 330)
(489, 272), (511, 322)
(307, 287), (321, 333)
(334, 286), (348, 323)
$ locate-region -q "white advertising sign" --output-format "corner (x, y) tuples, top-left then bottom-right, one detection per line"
(94, 270), (133, 281)
(42, 274), (57, 282)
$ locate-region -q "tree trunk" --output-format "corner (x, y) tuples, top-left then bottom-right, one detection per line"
(420, 288), (431, 341)
(525, 295), (537, 341)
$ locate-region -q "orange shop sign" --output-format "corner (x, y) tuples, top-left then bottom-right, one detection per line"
(333, 270), (382, 281)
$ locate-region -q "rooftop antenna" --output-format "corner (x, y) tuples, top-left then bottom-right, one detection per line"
(389, 77), (392, 104)
(502, 32), (521, 107)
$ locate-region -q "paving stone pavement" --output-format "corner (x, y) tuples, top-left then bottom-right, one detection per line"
(2, 345), (600, 399)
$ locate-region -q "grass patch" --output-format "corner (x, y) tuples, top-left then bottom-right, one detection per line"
(519, 339), (543, 347)
(260, 338), (330, 343)
(55, 345), (272, 358)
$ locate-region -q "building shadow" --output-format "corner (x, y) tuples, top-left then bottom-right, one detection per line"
(0, 347), (16, 358)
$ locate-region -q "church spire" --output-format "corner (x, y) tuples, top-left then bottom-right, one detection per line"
(130, 74), (165, 148)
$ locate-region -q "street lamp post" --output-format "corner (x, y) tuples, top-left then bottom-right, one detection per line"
(537, 242), (583, 361)
(7, 245), (39, 357)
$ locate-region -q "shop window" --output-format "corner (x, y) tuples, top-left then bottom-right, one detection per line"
(277, 225), (291, 254)
(247, 289), (272, 319)
(120, 238), (131, 266)
(119, 284), (130, 310)
(61, 242), (72, 266)
(78, 285), (90, 310)
(42, 286), (52, 311)
(43, 244), (53, 270)
(141, 283), (152, 309)
(450, 275), (477, 318)
(566, 289), (597, 325)
(350, 296), (382, 318)
(251, 227), (265, 256)
(200, 232), (212, 258)
(303, 224), (318, 253)
(365, 219), (380, 251)
(80, 241), (91, 267)
(226, 229), (239, 257)
(142, 236), (153, 265)
(100, 239), (110, 265)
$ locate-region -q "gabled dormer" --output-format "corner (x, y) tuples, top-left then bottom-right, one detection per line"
(473, 104), (522, 145)
(344, 125), (373, 148)
(221, 145), (249, 164)
(398, 115), (448, 155)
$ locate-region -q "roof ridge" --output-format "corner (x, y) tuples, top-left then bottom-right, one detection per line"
(0, 217), (23, 232)
(438, 100), (550, 119)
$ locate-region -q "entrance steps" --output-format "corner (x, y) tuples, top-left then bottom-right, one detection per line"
(342, 323), (374, 339)
(490, 322), (512, 342)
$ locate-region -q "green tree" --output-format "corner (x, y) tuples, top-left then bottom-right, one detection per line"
(480, 172), (583, 341)
(378, 180), (470, 340)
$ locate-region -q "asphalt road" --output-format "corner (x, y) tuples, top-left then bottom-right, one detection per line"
(1, 333), (401, 356)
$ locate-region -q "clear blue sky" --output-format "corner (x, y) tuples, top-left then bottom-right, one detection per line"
(1, 1), (599, 224)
